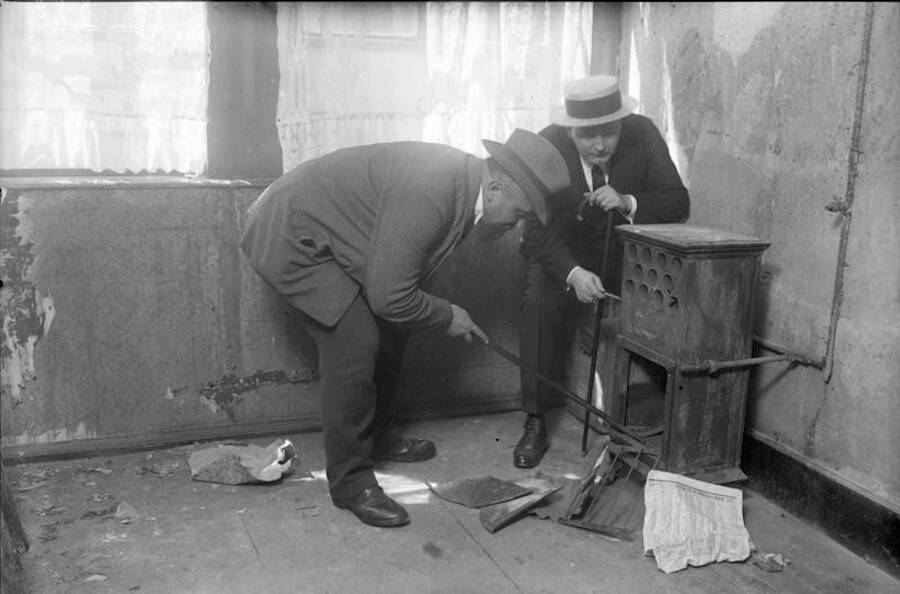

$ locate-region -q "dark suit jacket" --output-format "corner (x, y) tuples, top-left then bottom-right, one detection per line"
(521, 114), (690, 292)
(241, 142), (482, 329)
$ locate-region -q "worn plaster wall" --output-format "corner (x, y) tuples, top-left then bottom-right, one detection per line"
(0, 179), (523, 459)
(0, 181), (309, 455)
(620, 1), (899, 511)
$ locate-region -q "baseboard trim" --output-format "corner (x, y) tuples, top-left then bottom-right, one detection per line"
(748, 429), (900, 516)
(0, 398), (521, 466)
(0, 416), (323, 465)
(742, 431), (900, 579)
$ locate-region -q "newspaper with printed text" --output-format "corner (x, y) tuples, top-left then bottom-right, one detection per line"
(643, 470), (752, 573)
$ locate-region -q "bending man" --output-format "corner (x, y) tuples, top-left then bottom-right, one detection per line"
(241, 130), (570, 527)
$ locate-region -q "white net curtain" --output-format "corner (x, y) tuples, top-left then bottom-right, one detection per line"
(276, 1), (593, 170)
(0, 2), (591, 175)
(0, 2), (208, 174)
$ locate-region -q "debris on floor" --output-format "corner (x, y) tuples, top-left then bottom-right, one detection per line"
(188, 438), (296, 485)
(76, 461), (113, 475)
(751, 551), (788, 573)
(137, 457), (183, 478)
(80, 506), (116, 520)
(114, 502), (141, 524)
(642, 470), (752, 573)
(13, 466), (59, 492)
(428, 476), (532, 508)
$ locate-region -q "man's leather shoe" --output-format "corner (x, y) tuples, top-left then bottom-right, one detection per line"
(335, 486), (410, 528)
(514, 414), (548, 468)
(374, 437), (436, 463)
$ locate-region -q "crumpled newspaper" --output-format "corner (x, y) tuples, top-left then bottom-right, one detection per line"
(642, 470), (752, 573)
(188, 439), (296, 485)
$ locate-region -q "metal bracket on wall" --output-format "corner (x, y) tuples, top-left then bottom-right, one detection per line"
(753, 335), (826, 370)
(679, 355), (793, 375)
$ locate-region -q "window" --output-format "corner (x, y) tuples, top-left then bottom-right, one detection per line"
(0, 2), (209, 175)
(275, 2), (593, 168)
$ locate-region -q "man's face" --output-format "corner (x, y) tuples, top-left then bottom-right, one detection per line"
(569, 121), (622, 166)
(477, 179), (533, 241)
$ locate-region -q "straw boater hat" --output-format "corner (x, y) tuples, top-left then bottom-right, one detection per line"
(482, 129), (570, 225)
(551, 75), (639, 128)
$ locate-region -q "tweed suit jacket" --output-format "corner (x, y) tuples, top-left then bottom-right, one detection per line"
(521, 114), (690, 293)
(240, 142), (482, 329)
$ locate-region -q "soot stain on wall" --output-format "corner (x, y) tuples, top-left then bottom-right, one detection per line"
(172, 369), (318, 422)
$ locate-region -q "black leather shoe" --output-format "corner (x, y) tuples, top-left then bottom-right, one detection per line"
(374, 437), (437, 463)
(335, 486), (410, 528)
(514, 414), (548, 468)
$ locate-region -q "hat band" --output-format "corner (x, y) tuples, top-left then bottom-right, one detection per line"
(565, 91), (622, 119)
(501, 149), (552, 199)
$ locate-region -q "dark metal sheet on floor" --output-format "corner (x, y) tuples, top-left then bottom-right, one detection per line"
(429, 475), (532, 508)
(531, 478), (582, 521)
(479, 474), (563, 533)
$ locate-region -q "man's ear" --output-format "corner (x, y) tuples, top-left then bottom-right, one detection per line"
(485, 179), (504, 198)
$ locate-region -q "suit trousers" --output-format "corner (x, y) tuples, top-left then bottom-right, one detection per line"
(519, 259), (588, 414)
(301, 293), (409, 504)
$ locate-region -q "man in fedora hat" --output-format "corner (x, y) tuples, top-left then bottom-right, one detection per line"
(513, 74), (690, 468)
(241, 129), (569, 527)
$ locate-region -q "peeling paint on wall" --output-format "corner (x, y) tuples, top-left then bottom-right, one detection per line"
(0, 190), (54, 405)
(0, 290), (54, 404)
(3, 190), (37, 248)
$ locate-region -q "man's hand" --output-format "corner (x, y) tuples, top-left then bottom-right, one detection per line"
(583, 185), (628, 213)
(568, 267), (607, 303)
(447, 304), (489, 344)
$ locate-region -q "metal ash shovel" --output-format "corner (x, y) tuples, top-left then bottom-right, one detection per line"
(481, 338), (659, 540)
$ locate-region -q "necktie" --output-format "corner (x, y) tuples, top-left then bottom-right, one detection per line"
(578, 166), (608, 223)
(591, 165), (607, 191)
(590, 165), (614, 275)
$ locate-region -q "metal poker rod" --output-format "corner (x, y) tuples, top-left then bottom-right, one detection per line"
(581, 210), (616, 456)
(480, 338), (645, 446)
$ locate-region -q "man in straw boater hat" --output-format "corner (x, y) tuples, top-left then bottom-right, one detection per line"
(512, 74), (690, 469)
(241, 129), (570, 527)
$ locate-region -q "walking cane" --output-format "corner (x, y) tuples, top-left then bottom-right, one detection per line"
(580, 210), (615, 456)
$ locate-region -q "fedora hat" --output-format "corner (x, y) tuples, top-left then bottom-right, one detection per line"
(482, 129), (570, 225)
(551, 75), (638, 127)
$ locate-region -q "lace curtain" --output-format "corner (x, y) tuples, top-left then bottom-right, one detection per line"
(276, 2), (593, 170)
(0, 2), (208, 174)
(0, 2), (590, 174)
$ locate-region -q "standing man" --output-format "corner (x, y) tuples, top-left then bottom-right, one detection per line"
(241, 130), (569, 527)
(513, 75), (690, 468)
